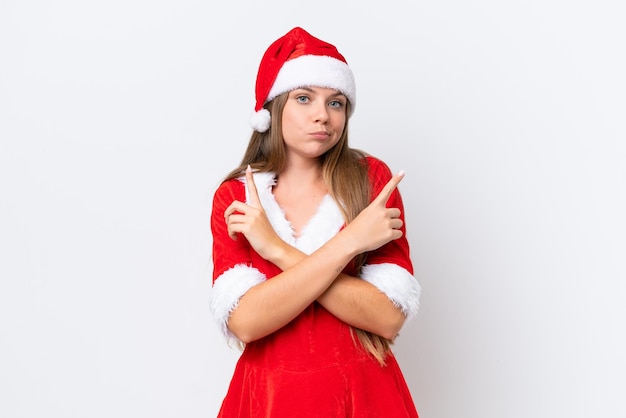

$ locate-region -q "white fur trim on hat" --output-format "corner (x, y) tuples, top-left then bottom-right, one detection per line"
(210, 264), (266, 344)
(360, 263), (421, 320)
(268, 55), (356, 114)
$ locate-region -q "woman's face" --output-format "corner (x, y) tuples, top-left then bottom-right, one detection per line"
(281, 86), (347, 162)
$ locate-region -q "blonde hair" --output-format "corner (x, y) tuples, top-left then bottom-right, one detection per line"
(224, 93), (393, 365)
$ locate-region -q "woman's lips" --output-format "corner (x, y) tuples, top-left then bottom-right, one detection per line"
(309, 131), (330, 139)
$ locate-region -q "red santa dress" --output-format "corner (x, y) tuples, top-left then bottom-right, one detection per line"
(210, 156), (421, 417)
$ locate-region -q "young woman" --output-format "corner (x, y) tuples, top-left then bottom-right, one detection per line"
(209, 27), (421, 417)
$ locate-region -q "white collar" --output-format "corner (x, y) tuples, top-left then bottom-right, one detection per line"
(240, 172), (345, 255)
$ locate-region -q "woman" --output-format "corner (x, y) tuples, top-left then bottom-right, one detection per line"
(210, 27), (421, 417)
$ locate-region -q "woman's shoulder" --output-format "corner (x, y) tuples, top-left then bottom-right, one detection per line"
(359, 154), (393, 183)
(211, 177), (245, 208)
(215, 176), (244, 192)
(212, 171), (277, 204)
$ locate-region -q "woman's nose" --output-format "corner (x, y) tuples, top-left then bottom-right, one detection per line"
(313, 103), (329, 124)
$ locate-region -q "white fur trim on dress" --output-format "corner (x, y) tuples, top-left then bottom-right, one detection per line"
(210, 264), (266, 344)
(241, 172), (345, 255)
(360, 263), (421, 320)
(296, 194), (344, 254)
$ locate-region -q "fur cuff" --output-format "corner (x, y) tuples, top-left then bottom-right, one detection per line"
(210, 264), (266, 344)
(360, 263), (421, 320)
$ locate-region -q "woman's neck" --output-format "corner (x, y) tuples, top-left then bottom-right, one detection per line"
(277, 157), (324, 187)
(274, 160), (328, 201)
(273, 162), (329, 238)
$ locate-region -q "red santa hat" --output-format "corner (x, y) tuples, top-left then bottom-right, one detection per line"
(249, 27), (357, 132)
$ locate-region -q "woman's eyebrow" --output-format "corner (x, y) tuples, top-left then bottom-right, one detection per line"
(293, 87), (346, 98)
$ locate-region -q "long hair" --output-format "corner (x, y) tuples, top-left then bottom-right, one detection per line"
(224, 93), (394, 365)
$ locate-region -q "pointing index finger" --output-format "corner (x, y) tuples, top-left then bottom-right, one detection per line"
(245, 165), (262, 208)
(373, 170), (405, 206)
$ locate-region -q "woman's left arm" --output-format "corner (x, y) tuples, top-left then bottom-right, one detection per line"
(268, 198), (420, 340)
(317, 160), (421, 339)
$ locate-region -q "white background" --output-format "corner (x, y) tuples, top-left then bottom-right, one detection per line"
(1, 1), (625, 417)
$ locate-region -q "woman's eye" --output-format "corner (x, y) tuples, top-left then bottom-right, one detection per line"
(329, 100), (344, 108)
(296, 96), (309, 103)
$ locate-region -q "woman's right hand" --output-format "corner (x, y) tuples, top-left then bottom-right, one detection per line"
(223, 165), (287, 262)
(341, 171), (406, 254)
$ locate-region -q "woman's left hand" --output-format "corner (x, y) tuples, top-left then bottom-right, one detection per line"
(223, 165), (286, 261)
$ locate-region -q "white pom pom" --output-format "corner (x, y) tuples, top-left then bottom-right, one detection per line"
(249, 109), (271, 132)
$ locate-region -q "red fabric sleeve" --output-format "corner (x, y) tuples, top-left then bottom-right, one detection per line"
(210, 179), (253, 283)
(363, 156), (414, 275)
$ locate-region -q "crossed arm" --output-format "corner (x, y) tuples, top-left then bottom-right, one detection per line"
(221, 166), (408, 343)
